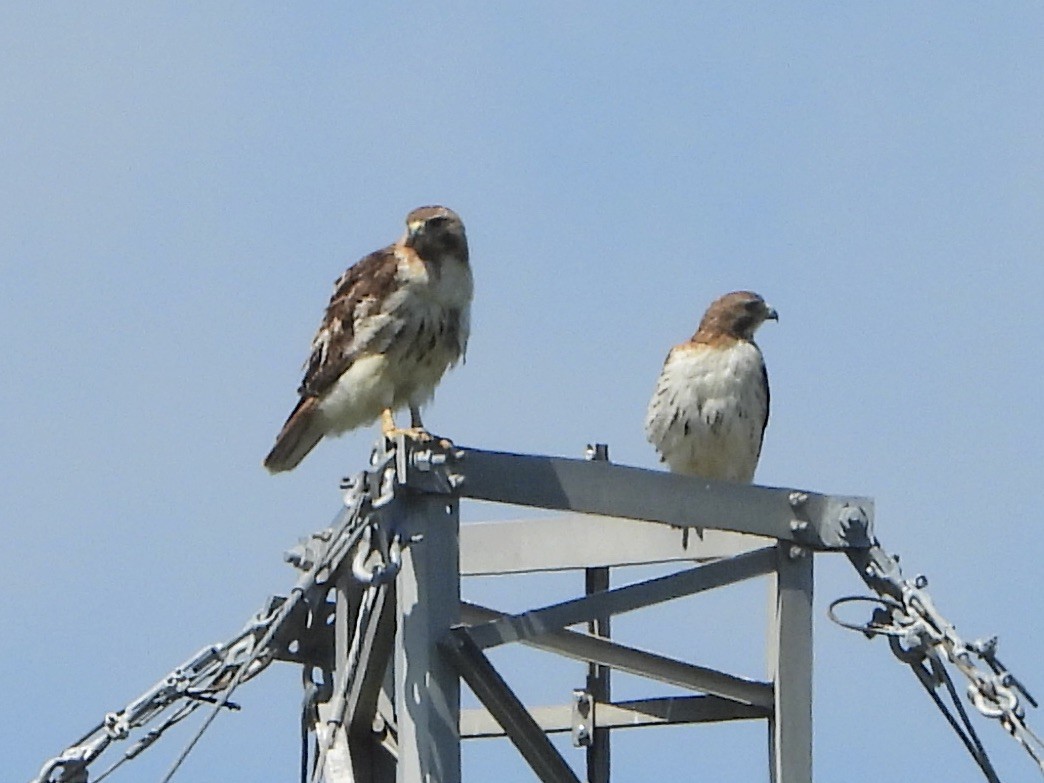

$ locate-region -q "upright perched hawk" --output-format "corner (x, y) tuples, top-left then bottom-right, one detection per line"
(645, 291), (777, 483)
(264, 206), (472, 473)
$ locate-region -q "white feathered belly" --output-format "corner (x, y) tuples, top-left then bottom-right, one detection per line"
(645, 341), (768, 483)
(317, 312), (467, 434)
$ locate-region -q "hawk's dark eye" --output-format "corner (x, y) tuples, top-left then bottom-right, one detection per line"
(744, 299), (762, 311)
(427, 216), (448, 229)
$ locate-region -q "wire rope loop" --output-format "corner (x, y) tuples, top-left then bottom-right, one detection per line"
(32, 757), (66, 783)
(351, 523), (402, 585)
(827, 595), (909, 638)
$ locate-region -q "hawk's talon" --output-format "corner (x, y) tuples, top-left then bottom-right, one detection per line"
(383, 429), (456, 454)
(385, 426), (434, 443)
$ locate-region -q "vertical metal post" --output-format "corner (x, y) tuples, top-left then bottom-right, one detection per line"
(584, 566), (611, 783)
(767, 543), (813, 783)
(395, 493), (461, 783)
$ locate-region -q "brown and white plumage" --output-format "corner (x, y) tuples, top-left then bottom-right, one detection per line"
(645, 291), (777, 483)
(264, 206), (472, 473)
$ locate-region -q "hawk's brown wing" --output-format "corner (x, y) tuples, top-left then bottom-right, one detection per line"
(298, 245), (401, 397)
(755, 351), (770, 461)
(264, 246), (400, 473)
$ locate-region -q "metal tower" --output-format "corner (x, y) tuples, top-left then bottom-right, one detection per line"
(31, 436), (1042, 783)
(274, 437), (872, 783)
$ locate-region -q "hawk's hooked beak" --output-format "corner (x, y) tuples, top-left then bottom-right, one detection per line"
(404, 221), (426, 248)
(765, 306), (779, 322)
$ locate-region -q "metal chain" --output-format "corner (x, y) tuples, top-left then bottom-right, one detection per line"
(30, 627), (271, 783)
(29, 449), (397, 783)
(158, 464), (389, 783)
(305, 458), (408, 782)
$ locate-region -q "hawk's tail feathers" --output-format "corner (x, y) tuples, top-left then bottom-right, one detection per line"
(264, 397), (325, 474)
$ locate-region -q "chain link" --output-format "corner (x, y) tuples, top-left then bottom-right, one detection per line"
(29, 445), (401, 783)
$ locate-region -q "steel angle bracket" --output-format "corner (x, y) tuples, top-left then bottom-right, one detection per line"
(571, 690), (595, 748)
(264, 593), (336, 670)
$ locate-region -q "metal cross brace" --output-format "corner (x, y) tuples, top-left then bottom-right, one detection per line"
(466, 546), (776, 650)
(439, 627), (582, 783)
(461, 602), (772, 709)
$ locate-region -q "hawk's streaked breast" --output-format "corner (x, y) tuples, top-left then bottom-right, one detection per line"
(645, 290), (776, 484)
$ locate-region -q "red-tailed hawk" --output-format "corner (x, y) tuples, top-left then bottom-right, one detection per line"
(264, 205), (472, 473)
(645, 291), (777, 483)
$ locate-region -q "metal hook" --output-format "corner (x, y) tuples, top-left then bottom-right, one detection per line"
(352, 522), (403, 585)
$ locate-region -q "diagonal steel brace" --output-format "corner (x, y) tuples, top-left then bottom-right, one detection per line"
(462, 602), (772, 710)
(439, 627), (581, 783)
(467, 547), (776, 650)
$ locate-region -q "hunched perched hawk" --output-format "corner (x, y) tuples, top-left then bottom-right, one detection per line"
(645, 291), (777, 483)
(264, 205), (472, 473)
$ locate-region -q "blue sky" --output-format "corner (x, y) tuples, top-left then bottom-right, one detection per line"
(4, 4), (1043, 781)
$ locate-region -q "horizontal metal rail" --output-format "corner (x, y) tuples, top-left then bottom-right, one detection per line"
(443, 447), (873, 549)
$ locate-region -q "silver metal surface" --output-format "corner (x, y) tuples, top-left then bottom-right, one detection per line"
(462, 695), (768, 738)
(768, 542), (814, 783)
(394, 494), (461, 783)
(460, 514), (769, 575)
(36, 434), (1044, 783)
(345, 584), (396, 736)
(571, 690), (594, 748)
(843, 543), (1044, 777)
(32, 437), (873, 783)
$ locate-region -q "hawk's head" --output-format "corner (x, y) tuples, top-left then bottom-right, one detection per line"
(696, 291), (778, 342)
(404, 205), (468, 263)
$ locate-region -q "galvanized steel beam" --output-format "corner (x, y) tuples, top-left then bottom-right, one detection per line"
(346, 583), (395, 735)
(394, 494), (461, 783)
(585, 566), (611, 783)
(443, 447), (872, 550)
(461, 694), (768, 738)
(460, 514), (768, 575)
(768, 543), (814, 783)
